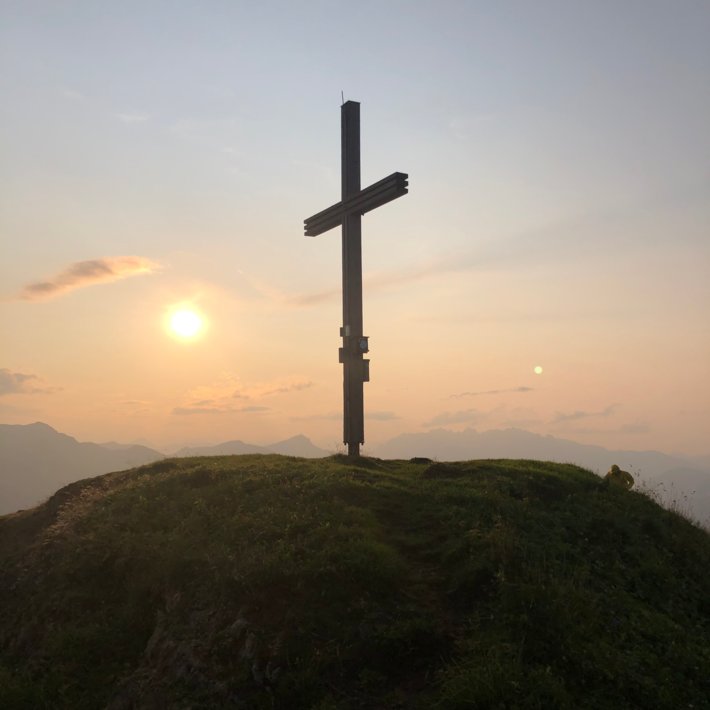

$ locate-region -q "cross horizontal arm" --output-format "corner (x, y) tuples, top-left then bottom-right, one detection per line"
(304, 172), (408, 237)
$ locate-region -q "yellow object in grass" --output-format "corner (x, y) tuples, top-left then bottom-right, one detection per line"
(603, 464), (634, 490)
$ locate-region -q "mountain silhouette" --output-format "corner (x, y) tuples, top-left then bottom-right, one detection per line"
(3, 422), (707, 524)
(0, 423), (164, 515)
(173, 434), (329, 458)
(0, 424), (328, 515)
(373, 427), (710, 525)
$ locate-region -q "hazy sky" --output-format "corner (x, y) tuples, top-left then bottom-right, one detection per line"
(2, 1), (709, 455)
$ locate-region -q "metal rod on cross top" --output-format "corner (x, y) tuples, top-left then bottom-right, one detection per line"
(304, 101), (408, 458)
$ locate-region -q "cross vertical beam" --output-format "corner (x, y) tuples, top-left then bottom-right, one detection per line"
(304, 100), (407, 459)
(341, 101), (364, 457)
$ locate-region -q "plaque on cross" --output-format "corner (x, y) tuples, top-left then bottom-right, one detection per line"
(304, 101), (408, 457)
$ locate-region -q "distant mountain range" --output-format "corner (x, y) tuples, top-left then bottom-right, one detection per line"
(174, 434), (328, 459)
(370, 427), (710, 525)
(1, 422), (708, 524)
(0, 423), (328, 515)
(0, 422), (165, 515)
(371, 427), (695, 478)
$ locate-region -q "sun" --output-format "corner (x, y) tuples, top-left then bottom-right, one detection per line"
(169, 308), (204, 339)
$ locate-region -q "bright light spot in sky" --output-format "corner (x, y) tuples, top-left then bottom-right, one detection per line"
(534, 366), (543, 375)
(169, 309), (203, 339)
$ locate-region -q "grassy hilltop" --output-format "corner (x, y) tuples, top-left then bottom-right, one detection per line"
(1, 456), (708, 709)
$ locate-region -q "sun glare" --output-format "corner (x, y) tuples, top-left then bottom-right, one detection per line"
(169, 309), (204, 339)
(534, 365), (543, 375)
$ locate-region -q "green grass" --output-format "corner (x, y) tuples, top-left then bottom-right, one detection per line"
(1, 455), (708, 709)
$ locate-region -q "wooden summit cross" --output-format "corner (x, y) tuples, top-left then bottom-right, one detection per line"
(304, 100), (408, 458)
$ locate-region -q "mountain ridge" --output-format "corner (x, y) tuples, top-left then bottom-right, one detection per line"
(371, 427), (710, 526)
(2, 422), (708, 523)
(0, 423), (329, 515)
(0, 422), (165, 515)
(372, 426), (699, 476)
(173, 434), (328, 459)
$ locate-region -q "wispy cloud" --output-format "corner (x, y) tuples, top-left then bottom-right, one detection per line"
(367, 410), (400, 421)
(288, 287), (341, 307)
(58, 87), (149, 124)
(414, 308), (641, 325)
(19, 256), (159, 301)
(291, 411), (341, 422)
(561, 421), (650, 436)
(291, 409), (399, 423)
(552, 404), (619, 424)
(175, 374), (312, 416)
(252, 381), (314, 397)
(288, 260), (452, 307)
(173, 405), (269, 416)
(618, 422), (650, 434)
(276, 249), (496, 309)
(115, 111), (150, 124)
(289, 203), (656, 308)
(0, 368), (58, 396)
(499, 416), (544, 429)
(451, 386), (533, 399)
(59, 87), (86, 101)
(424, 409), (481, 427)
(114, 399), (152, 415)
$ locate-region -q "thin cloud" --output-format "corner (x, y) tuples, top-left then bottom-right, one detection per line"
(367, 410), (400, 421)
(173, 407), (224, 416)
(619, 422), (650, 434)
(287, 245), (512, 307)
(115, 399), (152, 415)
(259, 381), (314, 397)
(499, 417), (544, 428)
(291, 409), (399, 422)
(424, 409), (481, 427)
(415, 308), (642, 325)
(0, 368), (58, 396)
(288, 261), (448, 307)
(59, 87), (86, 101)
(288, 286), (341, 307)
(173, 405), (270, 416)
(451, 386), (533, 399)
(116, 112), (150, 124)
(20, 256), (159, 301)
(562, 422), (651, 436)
(0, 369), (37, 395)
(552, 404), (619, 424)
(289, 202), (658, 308)
(176, 375), (311, 415)
(290, 411), (341, 422)
(231, 378), (314, 399)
